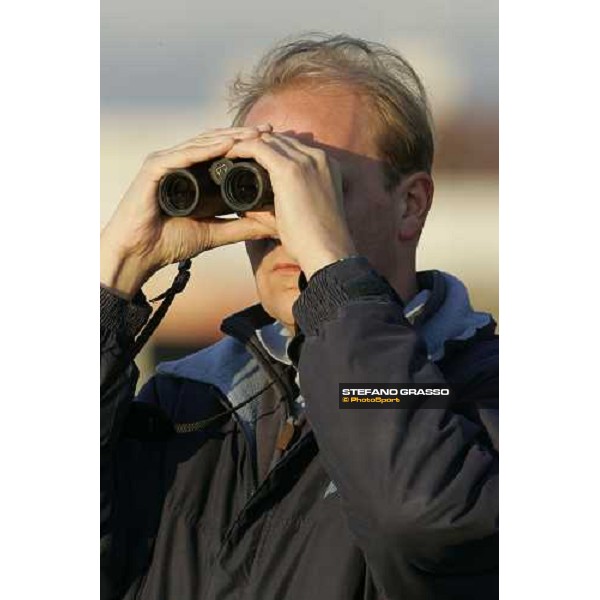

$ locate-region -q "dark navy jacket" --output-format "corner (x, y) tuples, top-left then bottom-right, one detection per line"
(100, 257), (499, 599)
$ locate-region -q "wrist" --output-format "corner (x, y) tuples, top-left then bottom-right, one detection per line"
(293, 256), (403, 336)
(300, 241), (357, 280)
(100, 242), (153, 301)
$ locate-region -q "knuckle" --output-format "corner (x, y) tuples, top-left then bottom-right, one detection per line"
(298, 154), (315, 169)
(144, 151), (160, 164)
(284, 160), (303, 177)
(181, 146), (197, 157)
(142, 152), (163, 172)
(312, 148), (327, 163)
(146, 148), (171, 163)
(204, 226), (215, 250)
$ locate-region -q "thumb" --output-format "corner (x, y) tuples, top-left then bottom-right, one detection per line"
(204, 215), (277, 249)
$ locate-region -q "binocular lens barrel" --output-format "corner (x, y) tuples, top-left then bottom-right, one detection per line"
(221, 163), (270, 212)
(158, 159), (273, 217)
(158, 170), (200, 217)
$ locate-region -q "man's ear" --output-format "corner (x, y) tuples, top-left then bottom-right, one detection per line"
(394, 172), (434, 242)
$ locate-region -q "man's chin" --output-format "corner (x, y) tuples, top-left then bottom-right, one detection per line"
(259, 288), (301, 328)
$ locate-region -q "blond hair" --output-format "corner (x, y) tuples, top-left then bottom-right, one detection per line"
(228, 33), (434, 189)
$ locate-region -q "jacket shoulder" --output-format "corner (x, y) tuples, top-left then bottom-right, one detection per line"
(438, 328), (499, 397)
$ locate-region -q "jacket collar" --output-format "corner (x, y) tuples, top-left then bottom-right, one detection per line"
(156, 269), (495, 391)
(221, 269), (494, 363)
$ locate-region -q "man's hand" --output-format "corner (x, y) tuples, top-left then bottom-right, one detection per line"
(100, 125), (278, 299)
(225, 133), (357, 279)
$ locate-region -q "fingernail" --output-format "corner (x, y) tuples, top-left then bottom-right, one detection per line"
(257, 123), (272, 131)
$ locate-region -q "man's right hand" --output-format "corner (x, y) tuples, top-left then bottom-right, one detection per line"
(100, 124), (277, 299)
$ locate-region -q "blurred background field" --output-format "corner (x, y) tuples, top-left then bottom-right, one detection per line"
(101, 0), (498, 383)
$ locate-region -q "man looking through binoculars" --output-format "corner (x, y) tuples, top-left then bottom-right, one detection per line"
(100, 34), (498, 600)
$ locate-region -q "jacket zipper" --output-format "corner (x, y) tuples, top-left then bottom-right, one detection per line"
(217, 430), (316, 554)
(207, 331), (311, 541)
(232, 331), (298, 489)
(203, 316), (307, 598)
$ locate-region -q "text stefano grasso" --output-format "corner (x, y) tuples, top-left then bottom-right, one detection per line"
(341, 387), (451, 396)
(338, 383), (456, 409)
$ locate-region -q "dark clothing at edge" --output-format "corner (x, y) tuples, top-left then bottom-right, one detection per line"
(100, 256), (499, 600)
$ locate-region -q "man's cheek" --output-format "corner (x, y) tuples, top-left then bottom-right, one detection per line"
(344, 209), (371, 248)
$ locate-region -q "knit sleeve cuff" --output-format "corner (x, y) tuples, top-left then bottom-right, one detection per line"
(100, 284), (152, 339)
(292, 256), (404, 336)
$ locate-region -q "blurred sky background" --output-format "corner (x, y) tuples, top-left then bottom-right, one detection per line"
(101, 0), (498, 376)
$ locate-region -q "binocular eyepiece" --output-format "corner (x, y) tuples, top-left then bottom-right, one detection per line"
(158, 158), (274, 218)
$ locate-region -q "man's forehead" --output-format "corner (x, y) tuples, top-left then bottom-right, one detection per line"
(242, 86), (380, 159)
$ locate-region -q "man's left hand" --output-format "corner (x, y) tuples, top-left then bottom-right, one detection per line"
(225, 132), (357, 278)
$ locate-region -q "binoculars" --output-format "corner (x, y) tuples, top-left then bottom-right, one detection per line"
(158, 158), (274, 218)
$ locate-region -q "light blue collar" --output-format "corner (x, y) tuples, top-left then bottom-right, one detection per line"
(414, 271), (492, 361)
(157, 271), (493, 390)
(257, 271), (492, 364)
